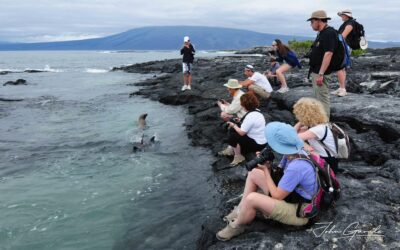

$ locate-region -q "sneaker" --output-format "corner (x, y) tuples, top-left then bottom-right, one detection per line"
(330, 88), (340, 95)
(181, 85), (187, 91)
(229, 154), (245, 166)
(216, 221), (245, 241)
(187, 85), (191, 90)
(277, 87), (289, 93)
(223, 206), (240, 222)
(337, 88), (347, 97)
(218, 146), (234, 156)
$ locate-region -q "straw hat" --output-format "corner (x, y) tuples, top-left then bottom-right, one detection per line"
(223, 79), (242, 89)
(307, 10), (331, 21)
(337, 10), (352, 18)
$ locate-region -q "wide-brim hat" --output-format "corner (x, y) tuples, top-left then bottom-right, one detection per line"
(265, 122), (304, 154)
(307, 10), (331, 21)
(223, 79), (242, 89)
(360, 36), (368, 50)
(337, 10), (352, 18)
(184, 36), (190, 42)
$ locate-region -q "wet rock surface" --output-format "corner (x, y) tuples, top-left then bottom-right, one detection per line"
(115, 48), (400, 249)
(3, 79), (27, 86)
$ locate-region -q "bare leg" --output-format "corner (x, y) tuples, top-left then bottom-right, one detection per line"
(183, 73), (189, 85)
(236, 168), (270, 209)
(276, 64), (292, 89)
(235, 192), (276, 225)
(337, 69), (346, 89)
(233, 143), (241, 155)
(188, 73), (192, 86)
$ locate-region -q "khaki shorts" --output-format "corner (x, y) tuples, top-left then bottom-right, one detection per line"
(268, 200), (309, 226)
(249, 84), (271, 99)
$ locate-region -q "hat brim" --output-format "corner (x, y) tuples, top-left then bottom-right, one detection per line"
(337, 12), (352, 18)
(223, 83), (242, 89)
(265, 122), (304, 155)
(307, 17), (331, 21)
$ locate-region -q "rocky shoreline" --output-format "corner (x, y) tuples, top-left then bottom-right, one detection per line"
(113, 48), (400, 249)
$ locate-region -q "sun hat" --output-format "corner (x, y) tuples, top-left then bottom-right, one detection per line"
(359, 36), (368, 50)
(307, 10), (331, 21)
(245, 65), (254, 71)
(184, 36), (190, 42)
(223, 79), (242, 89)
(337, 9), (352, 18)
(265, 122), (304, 154)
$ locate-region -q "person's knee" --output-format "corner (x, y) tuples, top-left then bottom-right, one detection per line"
(244, 192), (259, 206)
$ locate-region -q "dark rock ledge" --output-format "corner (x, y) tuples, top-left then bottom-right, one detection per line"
(113, 48), (400, 249)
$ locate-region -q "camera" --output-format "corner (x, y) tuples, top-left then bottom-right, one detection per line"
(244, 145), (275, 171)
(222, 117), (241, 130)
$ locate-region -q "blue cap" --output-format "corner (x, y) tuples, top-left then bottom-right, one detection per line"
(265, 122), (304, 154)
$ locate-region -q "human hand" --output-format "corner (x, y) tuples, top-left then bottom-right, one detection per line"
(316, 75), (324, 86)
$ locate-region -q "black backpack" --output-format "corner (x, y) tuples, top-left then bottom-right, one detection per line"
(346, 19), (365, 50)
(327, 28), (348, 72)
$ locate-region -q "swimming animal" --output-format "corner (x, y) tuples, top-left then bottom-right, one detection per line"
(132, 133), (159, 152)
(138, 113), (147, 129)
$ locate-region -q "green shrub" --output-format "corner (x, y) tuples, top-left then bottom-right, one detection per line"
(288, 39), (313, 56)
(351, 49), (365, 57)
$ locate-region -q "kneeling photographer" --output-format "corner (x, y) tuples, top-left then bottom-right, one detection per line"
(216, 122), (319, 241)
(218, 93), (267, 166)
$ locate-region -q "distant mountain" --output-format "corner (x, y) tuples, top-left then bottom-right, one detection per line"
(0, 26), (398, 51)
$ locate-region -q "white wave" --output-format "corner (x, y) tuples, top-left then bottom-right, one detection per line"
(44, 65), (63, 72)
(85, 68), (108, 73)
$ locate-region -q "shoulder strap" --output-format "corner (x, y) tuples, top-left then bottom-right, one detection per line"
(317, 124), (336, 157)
(291, 156), (320, 199)
(239, 109), (262, 122)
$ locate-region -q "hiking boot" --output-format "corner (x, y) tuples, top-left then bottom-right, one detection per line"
(337, 88), (347, 97)
(216, 221), (245, 241)
(181, 85), (187, 91)
(229, 154), (245, 166)
(187, 85), (191, 90)
(218, 146), (234, 156)
(277, 87), (289, 93)
(223, 206), (240, 222)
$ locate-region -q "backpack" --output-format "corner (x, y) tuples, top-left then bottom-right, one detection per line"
(319, 123), (351, 159)
(346, 19), (366, 50)
(328, 29), (351, 71)
(296, 155), (341, 219)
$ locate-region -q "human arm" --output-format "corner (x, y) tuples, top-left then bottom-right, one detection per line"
(239, 79), (254, 87)
(227, 122), (246, 136)
(341, 25), (353, 39)
(258, 164), (290, 200)
(315, 51), (333, 85)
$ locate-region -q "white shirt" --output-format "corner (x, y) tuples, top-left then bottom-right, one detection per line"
(240, 111), (267, 145)
(222, 90), (246, 118)
(308, 124), (337, 157)
(249, 72), (273, 93)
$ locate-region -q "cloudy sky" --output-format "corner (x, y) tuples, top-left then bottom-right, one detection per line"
(1, 0), (399, 43)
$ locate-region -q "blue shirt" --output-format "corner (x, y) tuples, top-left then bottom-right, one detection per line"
(276, 50), (302, 69)
(278, 155), (318, 200)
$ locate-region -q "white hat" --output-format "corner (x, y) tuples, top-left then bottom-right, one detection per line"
(184, 36), (190, 42)
(223, 79), (242, 89)
(360, 36), (368, 50)
(245, 65), (254, 71)
(337, 10), (352, 18)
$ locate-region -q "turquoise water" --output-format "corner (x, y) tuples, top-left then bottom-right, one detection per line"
(0, 51), (223, 249)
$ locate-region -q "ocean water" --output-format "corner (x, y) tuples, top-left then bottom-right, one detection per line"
(0, 51), (227, 250)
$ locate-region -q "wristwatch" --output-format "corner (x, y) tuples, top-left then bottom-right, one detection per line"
(318, 73), (324, 77)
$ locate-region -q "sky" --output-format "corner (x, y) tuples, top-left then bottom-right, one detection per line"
(0, 0), (399, 43)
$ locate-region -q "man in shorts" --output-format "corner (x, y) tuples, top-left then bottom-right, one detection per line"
(180, 36), (195, 91)
(240, 65), (273, 99)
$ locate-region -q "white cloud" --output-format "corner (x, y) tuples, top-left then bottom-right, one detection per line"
(0, 0), (399, 42)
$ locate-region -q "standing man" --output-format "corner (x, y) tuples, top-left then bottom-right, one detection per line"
(332, 9), (355, 97)
(307, 10), (338, 119)
(180, 36), (195, 91)
(239, 65), (273, 100)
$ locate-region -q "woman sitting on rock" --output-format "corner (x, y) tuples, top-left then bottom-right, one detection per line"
(271, 39), (302, 93)
(217, 79), (247, 121)
(216, 122), (318, 241)
(218, 93), (266, 166)
(293, 97), (340, 172)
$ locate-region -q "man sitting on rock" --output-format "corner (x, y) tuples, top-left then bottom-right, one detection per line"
(240, 65), (273, 99)
(217, 79), (247, 122)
